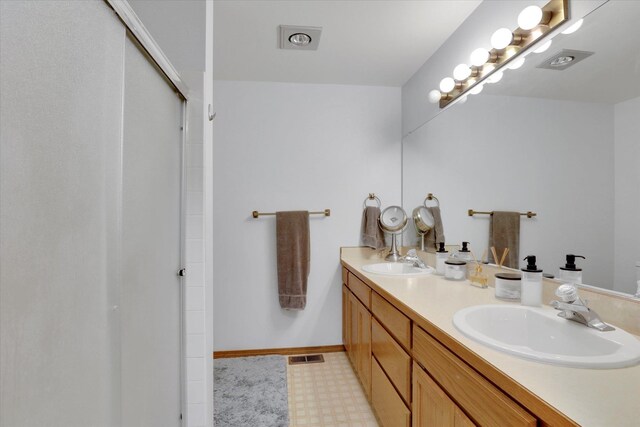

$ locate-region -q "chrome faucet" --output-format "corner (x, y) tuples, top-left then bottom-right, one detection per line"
(550, 284), (614, 332)
(401, 249), (428, 269)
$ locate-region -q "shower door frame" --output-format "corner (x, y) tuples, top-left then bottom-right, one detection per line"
(105, 0), (190, 424)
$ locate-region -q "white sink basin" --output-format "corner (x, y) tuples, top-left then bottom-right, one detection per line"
(361, 262), (434, 276)
(453, 304), (640, 369)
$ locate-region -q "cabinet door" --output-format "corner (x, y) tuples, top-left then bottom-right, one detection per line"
(413, 362), (475, 427)
(348, 291), (359, 367)
(343, 284), (350, 351)
(357, 300), (372, 399)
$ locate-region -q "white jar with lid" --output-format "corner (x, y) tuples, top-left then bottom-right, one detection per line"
(494, 273), (521, 301)
(445, 259), (467, 281)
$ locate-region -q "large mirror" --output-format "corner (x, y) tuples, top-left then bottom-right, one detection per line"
(402, 0), (639, 296)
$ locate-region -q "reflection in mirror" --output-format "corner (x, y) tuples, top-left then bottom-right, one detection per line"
(403, 0), (640, 295)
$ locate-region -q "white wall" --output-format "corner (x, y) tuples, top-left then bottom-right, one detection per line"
(212, 80), (401, 350)
(126, 2), (209, 426)
(403, 94), (615, 288)
(614, 96), (640, 294)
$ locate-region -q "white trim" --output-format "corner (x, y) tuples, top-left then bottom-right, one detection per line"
(106, 0), (190, 100)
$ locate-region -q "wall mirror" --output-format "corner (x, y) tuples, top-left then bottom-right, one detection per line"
(402, 0), (639, 296)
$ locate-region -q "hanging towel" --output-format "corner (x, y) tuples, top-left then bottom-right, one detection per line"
(489, 211), (520, 269)
(361, 206), (385, 249)
(276, 211), (310, 310)
(425, 206), (445, 250)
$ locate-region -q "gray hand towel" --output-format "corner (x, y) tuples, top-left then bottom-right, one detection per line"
(276, 211), (310, 310)
(489, 211), (520, 269)
(425, 206), (445, 250)
(361, 206), (385, 249)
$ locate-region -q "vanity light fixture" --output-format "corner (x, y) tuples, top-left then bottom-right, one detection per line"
(428, 0), (568, 107)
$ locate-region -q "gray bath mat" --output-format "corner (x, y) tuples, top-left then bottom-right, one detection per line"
(214, 355), (289, 427)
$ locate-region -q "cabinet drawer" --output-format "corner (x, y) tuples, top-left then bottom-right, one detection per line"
(413, 326), (536, 427)
(372, 292), (411, 349)
(372, 357), (411, 427)
(372, 318), (411, 404)
(348, 272), (371, 308)
(342, 266), (348, 285)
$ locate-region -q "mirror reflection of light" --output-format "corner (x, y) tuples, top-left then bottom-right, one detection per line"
(487, 70), (504, 84)
(507, 57), (526, 70)
(469, 84), (484, 95)
(561, 19), (583, 34)
(533, 39), (552, 53)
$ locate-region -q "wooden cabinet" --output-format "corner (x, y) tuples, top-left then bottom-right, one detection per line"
(413, 326), (536, 427)
(413, 361), (475, 427)
(372, 358), (411, 427)
(344, 284), (372, 399)
(372, 318), (411, 404)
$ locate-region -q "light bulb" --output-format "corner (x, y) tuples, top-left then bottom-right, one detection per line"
(491, 28), (513, 50)
(562, 19), (583, 35)
(506, 57), (525, 70)
(453, 64), (472, 81)
(518, 5), (543, 30)
(439, 77), (456, 93)
(469, 84), (483, 95)
(428, 89), (442, 104)
(487, 71), (504, 84)
(470, 48), (490, 67)
(533, 39), (552, 53)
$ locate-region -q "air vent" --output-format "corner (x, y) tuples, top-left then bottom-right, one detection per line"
(279, 25), (322, 51)
(537, 49), (594, 71)
(288, 354), (325, 365)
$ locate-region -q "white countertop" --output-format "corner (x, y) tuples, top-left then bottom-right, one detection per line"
(341, 247), (640, 427)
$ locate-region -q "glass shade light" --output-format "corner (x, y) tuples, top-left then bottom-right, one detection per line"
(428, 89), (442, 104)
(470, 48), (490, 67)
(453, 64), (472, 81)
(487, 70), (504, 84)
(469, 84), (484, 95)
(533, 39), (552, 53)
(439, 77), (456, 93)
(562, 19), (583, 34)
(518, 5), (543, 30)
(506, 57), (525, 70)
(491, 28), (514, 50)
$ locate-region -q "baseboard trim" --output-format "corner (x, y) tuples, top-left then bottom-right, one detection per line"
(213, 344), (345, 359)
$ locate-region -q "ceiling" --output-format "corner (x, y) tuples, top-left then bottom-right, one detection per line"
(213, 0), (482, 87)
(485, 0), (640, 104)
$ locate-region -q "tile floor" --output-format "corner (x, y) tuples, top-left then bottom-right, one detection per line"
(287, 352), (378, 426)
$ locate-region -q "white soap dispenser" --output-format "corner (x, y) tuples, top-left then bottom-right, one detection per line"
(457, 241), (473, 262)
(521, 255), (543, 307)
(435, 242), (448, 276)
(558, 254), (585, 285)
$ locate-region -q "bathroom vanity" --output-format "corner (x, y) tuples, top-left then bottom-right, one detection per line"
(341, 247), (640, 427)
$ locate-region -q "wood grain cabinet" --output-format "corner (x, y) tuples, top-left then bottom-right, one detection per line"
(343, 269), (372, 399)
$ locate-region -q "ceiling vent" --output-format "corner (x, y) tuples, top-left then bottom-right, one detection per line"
(278, 25), (322, 51)
(536, 49), (594, 71)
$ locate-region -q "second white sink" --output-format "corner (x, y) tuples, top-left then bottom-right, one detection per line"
(453, 304), (640, 369)
(362, 262), (434, 276)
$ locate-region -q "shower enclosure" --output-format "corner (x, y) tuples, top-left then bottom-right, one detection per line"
(1, 2), (187, 425)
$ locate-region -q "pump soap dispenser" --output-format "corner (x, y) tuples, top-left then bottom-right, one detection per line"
(559, 254), (585, 284)
(435, 242), (448, 276)
(521, 255), (543, 307)
(457, 241), (472, 261)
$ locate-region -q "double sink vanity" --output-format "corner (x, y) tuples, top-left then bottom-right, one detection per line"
(340, 247), (640, 427)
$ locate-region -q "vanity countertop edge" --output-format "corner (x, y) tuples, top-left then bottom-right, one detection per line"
(340, 246), (640, 427)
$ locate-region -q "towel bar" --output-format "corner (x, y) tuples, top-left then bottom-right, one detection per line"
(468, 209), (536, 218)
(252, 209), (330, 218)
(424, 193), (440, 207)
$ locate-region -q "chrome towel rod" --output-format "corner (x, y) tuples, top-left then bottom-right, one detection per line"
(252, 209), (331, 218)
(468, 209), (536, 218)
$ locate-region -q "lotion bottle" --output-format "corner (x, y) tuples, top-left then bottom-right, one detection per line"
(457, 241), (472, 262)
(435, 242), (448, 276)
(521, 255), (543, 307)
(558, 254), (585, 285)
